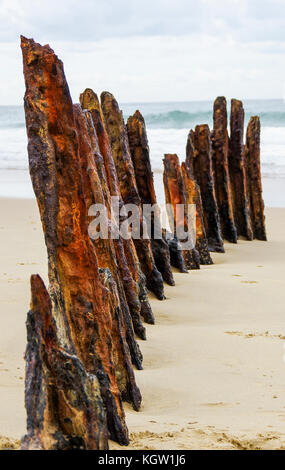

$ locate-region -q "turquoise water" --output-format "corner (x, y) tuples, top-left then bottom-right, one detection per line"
(3, 99), (285, 130)
(0, 99), (284, 205)
(122, 99), (285, 129)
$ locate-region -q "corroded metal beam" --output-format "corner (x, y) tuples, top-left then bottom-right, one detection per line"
(101, 92), (165, 300)
(184, 130), (213, 265)
(229, 99), (253, 240)
(212, 97), (238, 243)
(80, 88), (155, 324)
(192, 125), (224, 253)
(22, 275), (108, 450)
(74, 104), (145, 366)
(244, 116), (267, 240)
(163, 153), (200, 270)
(127, 110), (174, 286)
(181, 162), (213, 265)
(21, 36), (141, 447)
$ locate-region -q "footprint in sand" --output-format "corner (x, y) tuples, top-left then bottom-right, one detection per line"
(0, 437), (20, 450)
(203, 402), (229, 407)
(225, 331), (285, 340)
(225, 331), (244, 336)
(8, 278), (23, 283)
(17, 262), (37, 266)
(241, 280), (258, 284)
(216, 431), (281, 450)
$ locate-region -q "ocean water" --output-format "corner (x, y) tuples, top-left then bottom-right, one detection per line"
(0, 99), (285, 206)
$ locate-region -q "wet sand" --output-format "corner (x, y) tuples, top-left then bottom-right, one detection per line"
(0, 198), (284, 450)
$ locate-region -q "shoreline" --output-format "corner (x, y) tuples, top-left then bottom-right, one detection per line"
(1, 169), (285, 207)
(0, 199), (285, 450)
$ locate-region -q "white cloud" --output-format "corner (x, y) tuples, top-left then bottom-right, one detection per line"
(2, 33), (284, 105)
(0, 1), (285, 104)
(1, 0), (285, 42)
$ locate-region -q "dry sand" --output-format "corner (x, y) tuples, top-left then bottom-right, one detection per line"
(0, 198), (284, 450)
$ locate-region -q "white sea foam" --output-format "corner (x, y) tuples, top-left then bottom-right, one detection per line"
(0, 127), (27, 170)
(0, 102), (285, 205)
(260, 127), (285, 176)
(148, 127), (285, 176)
(0, 126), (284, 174)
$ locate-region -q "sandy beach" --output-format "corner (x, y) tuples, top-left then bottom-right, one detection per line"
(0, 198), (284, 450)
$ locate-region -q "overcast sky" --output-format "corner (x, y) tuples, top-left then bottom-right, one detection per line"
(1, 0), (285, 104)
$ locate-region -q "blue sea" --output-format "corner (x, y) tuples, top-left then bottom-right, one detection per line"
(1, 99), (285, 206)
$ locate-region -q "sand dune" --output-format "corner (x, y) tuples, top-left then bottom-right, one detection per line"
(0, 199), (284, 450)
